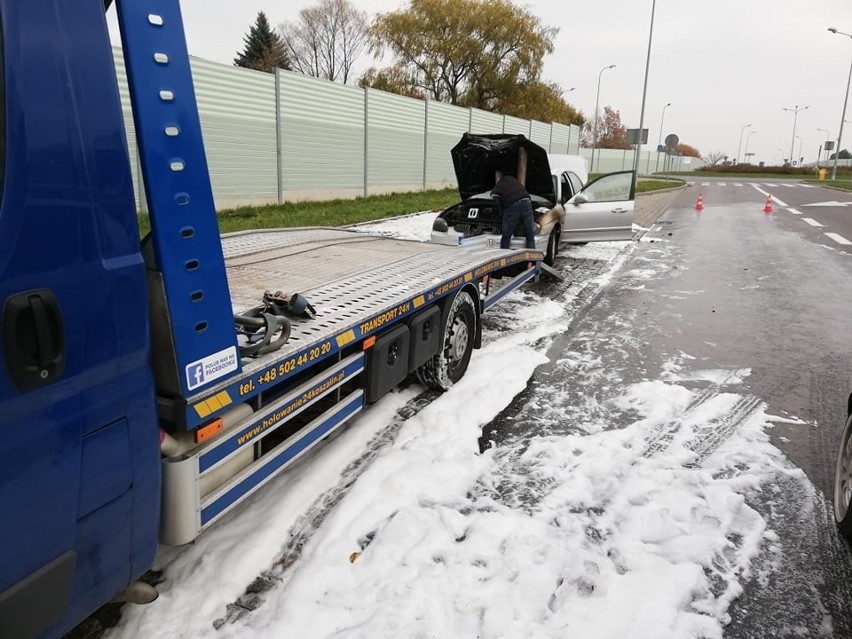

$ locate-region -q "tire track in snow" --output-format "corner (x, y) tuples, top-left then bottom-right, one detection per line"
(639, 372), (760, 460)
(687, 394), (764, 464)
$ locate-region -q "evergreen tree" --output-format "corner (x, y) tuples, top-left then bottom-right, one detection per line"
(234, 12), (290, 73)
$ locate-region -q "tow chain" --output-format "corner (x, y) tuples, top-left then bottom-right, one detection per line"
(233, 291), (316, 358)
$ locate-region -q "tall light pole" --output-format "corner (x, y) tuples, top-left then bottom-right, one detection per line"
(655, 102), (671, 173)
(736, 123), (752, 164)
(782, 104), (809, 165)
(630, 0), (658, 195)
(591, 64), (616, 173)
(829, 28), (852, 180)
(744, 130), (757, 163)
(817, 127), (831, 164)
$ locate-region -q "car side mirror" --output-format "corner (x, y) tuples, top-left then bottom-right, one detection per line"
(572, 193), (588, 205)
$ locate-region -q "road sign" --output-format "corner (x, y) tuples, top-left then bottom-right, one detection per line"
(626, 128), (648, 145)
(664, 133), (679, 151)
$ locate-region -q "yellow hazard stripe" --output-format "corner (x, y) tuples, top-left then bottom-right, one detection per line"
(336, 329), (356, 347)
(193, 390), (233, 419)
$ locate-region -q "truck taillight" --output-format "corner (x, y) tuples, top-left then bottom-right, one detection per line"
(195, 418), (223, 444)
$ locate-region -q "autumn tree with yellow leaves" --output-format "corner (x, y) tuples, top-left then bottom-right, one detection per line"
(361, 0), (582, 126)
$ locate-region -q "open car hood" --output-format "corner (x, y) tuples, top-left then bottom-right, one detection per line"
(451, 133), (556, 203)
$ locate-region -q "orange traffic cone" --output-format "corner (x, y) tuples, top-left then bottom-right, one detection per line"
(763, 195), (773, 213)
(694, 193), (704, 211)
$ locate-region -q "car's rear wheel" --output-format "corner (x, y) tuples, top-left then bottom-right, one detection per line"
(544, 226), (560, 266)
(834, 413), (852, 539)
(417, 289), (478, 390)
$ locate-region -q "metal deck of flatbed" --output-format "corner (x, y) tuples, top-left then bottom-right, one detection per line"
(176, 227), (540, 429)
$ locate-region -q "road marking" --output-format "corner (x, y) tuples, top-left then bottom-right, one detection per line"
(802, 200), (852, 207)
(800, 184), (816, 188)
(734, 182), (744, 187)
(780, 183), (796, 187)
(825, 232), (852, 245)
(751, 184), (789, 207)
(718, 182), (727, 186)
(786, 208), (802, 215)
(802, 217), (824, 227)
(701, 182), (710, 186)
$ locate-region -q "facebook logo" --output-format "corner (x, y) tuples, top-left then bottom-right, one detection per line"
(186, 346), (239, 392)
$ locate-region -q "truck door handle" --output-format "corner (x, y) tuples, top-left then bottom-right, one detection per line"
(4, 289), (66, 391)
(611, 208), (627, 214)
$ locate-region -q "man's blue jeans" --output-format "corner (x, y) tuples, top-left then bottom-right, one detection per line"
(500, 197), (536, 249)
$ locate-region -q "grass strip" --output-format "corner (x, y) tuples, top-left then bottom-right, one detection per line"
(137, 179), (687, 236)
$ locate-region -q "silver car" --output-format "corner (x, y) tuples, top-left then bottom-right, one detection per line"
(431, 134), (635, 264)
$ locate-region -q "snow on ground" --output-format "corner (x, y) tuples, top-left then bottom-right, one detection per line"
(110, 217), (814, 639)
(350, 211), (437, 242)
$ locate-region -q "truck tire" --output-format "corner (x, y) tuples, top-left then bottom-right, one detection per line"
(835, 413), (852, 539)
(417, 289), (477, 390)
(544, 226), (560, 266)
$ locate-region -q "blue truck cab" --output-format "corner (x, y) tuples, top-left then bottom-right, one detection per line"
(0, 1), (161, 637)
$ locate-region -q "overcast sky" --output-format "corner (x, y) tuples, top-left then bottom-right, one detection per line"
(109, 0), (852, 165)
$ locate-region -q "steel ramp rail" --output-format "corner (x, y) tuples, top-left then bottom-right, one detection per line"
(116, 0), (240, 396)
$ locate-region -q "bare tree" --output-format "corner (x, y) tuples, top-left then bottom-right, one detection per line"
(279, 0), (368, 84)
(702, 150), (727, 167)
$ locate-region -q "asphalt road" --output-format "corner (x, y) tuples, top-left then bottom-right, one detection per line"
(489, 178), (852, 637)
(655, 181), (852, 637)
(688, 177), (852, 254)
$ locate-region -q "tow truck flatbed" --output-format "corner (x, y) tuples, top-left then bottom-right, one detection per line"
(158, 227), (541, 430)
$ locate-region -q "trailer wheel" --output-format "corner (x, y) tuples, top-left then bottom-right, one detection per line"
(835, 413), (852, 539)
(417, 289), (478, 390)
(544, 226), (560, 266)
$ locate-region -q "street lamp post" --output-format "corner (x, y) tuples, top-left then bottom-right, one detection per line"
(744, 130), (757, 163)
(654, 102), (671, 173)
(736, 123), (752, 164)
(829, 28), (852, 180)
(782, 104), (809, 165)
(817, 127), (831, 165)
(630, 0), (658, 195)
(591, 65), (616, 173)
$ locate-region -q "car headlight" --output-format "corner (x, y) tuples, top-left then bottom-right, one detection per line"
(432, 217), (449, 233)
